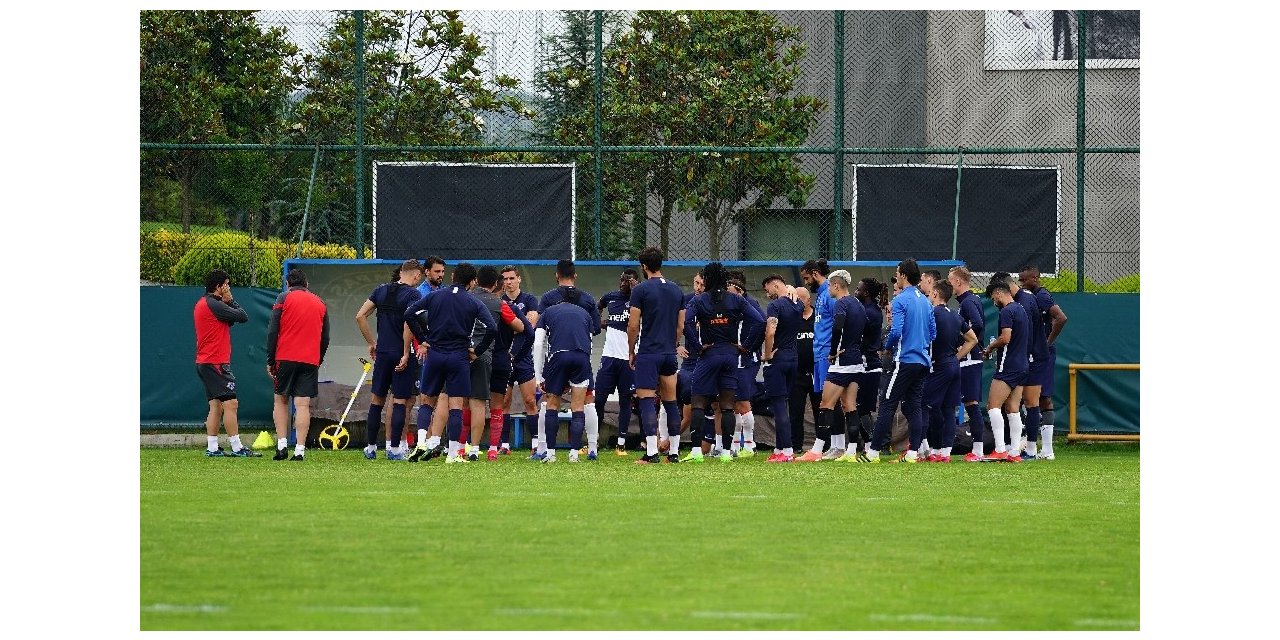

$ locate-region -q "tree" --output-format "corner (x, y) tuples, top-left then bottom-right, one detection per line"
(140, 10), (301, 232)
(535, 10), (637, 259)
(603, 10), (825, 259)
(287, 10), (532, 247)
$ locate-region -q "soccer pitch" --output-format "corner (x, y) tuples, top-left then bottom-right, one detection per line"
(140, 444), (1139, 631)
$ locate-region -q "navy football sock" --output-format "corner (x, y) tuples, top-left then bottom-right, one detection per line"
(366, 403), (384, 449)
(390, 403), (406, 449)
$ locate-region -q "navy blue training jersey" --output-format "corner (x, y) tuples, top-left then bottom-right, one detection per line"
(931, 304), (967, 366)
(540, 286), (600, 335)
(994, 301), (1030, 374)
(629, 276), (684, 354)
(740, 294), (766, 356)
(860, 298), (884, 371)
(766, 296), (804, 354)
(828, 295), (867, 372)
(1033, 287), (1057, 341)
(690, 290), (764, 357)
(682, 297), (702, 368)
(955, 289), (985, 364)
(368, 282), (421, 354)
(503, 290), (539, 359)
(599, 290), (632, 332)
(406, 283), (498, 354)
(1014, 288), (1049, 364)
(538, 301), (594, 356)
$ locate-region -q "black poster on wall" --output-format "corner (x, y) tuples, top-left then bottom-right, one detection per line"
(853, 164), (1058, 273)
(374, 163), (575, 260)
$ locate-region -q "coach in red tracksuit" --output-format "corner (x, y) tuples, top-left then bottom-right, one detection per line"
(266, 268), (330, 461)
(193, 269), (258, 457)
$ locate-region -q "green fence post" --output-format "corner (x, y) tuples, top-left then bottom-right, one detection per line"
(952, 149), (964, 260)
(354, 10), (367, 257)
(1075, 10), (1086, 292)
(832, 11), (845, 261)
(593, 10), (604, 260)
(295, 144), (323, 258)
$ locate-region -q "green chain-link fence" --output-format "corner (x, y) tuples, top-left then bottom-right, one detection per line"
(140, 9), (1138, 291)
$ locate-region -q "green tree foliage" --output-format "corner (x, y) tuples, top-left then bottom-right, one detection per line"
(550, 10), (824, 259)
(284, 10), (531, 248)
(535, 10), (635, 259)
(140, 11), (301, 233)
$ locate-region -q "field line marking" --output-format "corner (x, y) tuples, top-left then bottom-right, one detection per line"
(300, 606), (421, 614)
(870, 613), (997, 625)
(690, 611), (801, 620)
(142, 603), (226, 613)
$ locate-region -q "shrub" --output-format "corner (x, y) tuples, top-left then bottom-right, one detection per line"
(172, 232), (283, 289)
(266, 239), (370, 263)
(1100, 273), (1140, 293)
(1037, 270), (1102, 293)
(1037, 270), (1139, 293)
(140, 229), (196, 283)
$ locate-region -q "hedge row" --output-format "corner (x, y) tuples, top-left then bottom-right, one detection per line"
(140, 228), (369, 288)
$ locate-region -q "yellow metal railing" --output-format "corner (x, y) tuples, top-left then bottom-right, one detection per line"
(1068, 363), (1140, 442)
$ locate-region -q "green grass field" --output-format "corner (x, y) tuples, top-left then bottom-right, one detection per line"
(140, 444), (1139, 631)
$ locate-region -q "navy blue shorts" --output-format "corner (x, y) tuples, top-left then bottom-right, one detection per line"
(1037, 345), (1057, 397)
(855, 371), (880, 412)
(677, 366), (696, 405)
(923, 360), (961, 410)
(992, 369), (1029, 389)
(761, 353), (797, 398)
(509, 357), (535, 387)
(825, 371), (858, 390)
(736, 360), (760, 401)
(959, 363), (983, 404)
(1027, 356), (1052, 390)
(371, 351), (419, 400)
(490, 365), (511, 395)
(543, 350), (593, 396)
(420, 349), (471, 398)
(633, 353), (678, 390)
(596, 356), (635, 399)
(692, 352), (738, 398)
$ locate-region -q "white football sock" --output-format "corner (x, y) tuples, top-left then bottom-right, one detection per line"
(989, 408), (1006, 453)
(832, 433), (846, 450)
(207, 436), (219, 452)
(866, 448), (880, 460)
(668, 432), (680, 455)
(293, 444), (305, 456)
(229, 435), (243, 451)
(385, 439), (392, 451)
(743, 413), (755, 446)
(973, 441), (984, 457)
(584, 404), (599, 452)
(1026, 440), (1038, 456)
(1041, 425), (1054, 456)
(277, 437), (288, 450)
(783, 447), (794, 456)
(810, 438), (826, 455)
(646, 435), (659, 456)
(417, 429), (428, 446)
(426, 435), (441, 449)
(617, 436), (626, 447)
(942, 447), (952, 457)
(1006, 412), (1024, 455)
